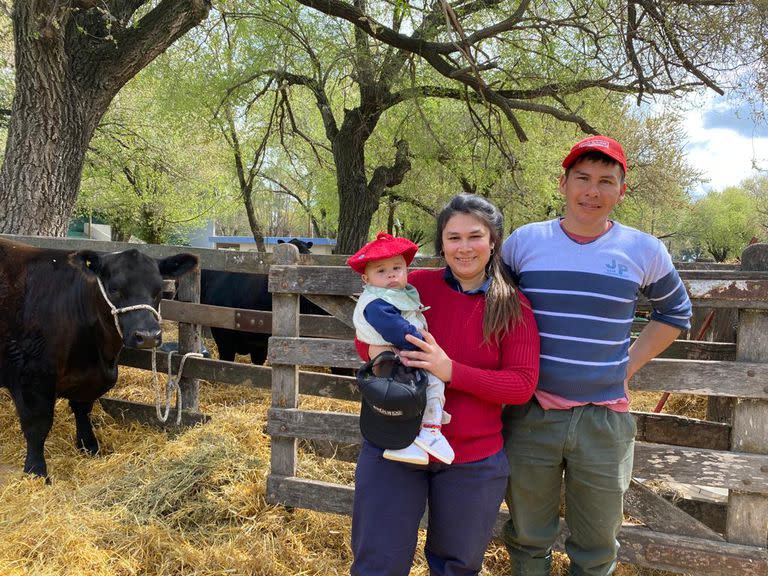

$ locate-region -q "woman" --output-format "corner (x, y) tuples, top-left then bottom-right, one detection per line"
(351, 194), (540, 576)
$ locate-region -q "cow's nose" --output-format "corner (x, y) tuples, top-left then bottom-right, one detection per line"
(133, 329), (162, 349)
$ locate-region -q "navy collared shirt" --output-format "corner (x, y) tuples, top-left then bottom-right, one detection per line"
(442, 267), (492, 294)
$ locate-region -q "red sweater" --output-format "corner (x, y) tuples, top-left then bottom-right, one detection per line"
(359, 268), (540, 464)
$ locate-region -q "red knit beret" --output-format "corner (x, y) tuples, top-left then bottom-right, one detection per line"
(346, 232), (419, 274)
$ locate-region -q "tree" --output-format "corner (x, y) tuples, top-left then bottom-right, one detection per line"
(220, 0), (421, 252)
(685, 186), (759, 262)
(79, 98), (231, 243)
(744, 174), (768, 235)
(611, 108), (700, 240)
(289, 0), (764, 252)
(145, 8), (338, 250)
(83, 46), (237, 243)
(0, 0), (211, 236)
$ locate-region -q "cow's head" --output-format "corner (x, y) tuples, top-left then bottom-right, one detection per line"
(72, 249), (198, 349)
(277, 238), (313, 254)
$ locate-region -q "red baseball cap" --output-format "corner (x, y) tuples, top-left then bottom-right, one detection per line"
(346, 232), (419, 274)
(562, 135), (627, 175)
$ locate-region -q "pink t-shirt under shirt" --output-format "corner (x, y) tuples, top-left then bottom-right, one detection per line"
(536, 220), (629, 412)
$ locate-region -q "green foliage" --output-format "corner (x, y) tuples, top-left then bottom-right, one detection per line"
(366, 88), (696, 246)
(79, 67), (236, 244)
(744, 174), (768, 236)
(69, 0), (735, 249)
(683, 185), (760, 262)
(610, 108), (699, 239)
(139, 3), (339, 241)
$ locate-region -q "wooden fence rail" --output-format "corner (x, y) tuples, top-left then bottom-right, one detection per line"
(265, 242), (768, 575)
(0, 234), (442, 274)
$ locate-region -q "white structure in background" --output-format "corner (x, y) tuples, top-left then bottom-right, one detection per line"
(187, 220), (217, 249)
(186, 220), (336, 254)
(84, 222), (112, 241)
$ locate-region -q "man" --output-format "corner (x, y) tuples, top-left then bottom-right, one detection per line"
(500, 135), (692, 575)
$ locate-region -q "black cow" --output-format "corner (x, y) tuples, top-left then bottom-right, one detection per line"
(0, 238), (198, 477)
(277, 238), (313, 251)
(201, 238), (323, 364)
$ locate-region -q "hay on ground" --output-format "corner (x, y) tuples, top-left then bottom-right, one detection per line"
(0, 361), (697, 575)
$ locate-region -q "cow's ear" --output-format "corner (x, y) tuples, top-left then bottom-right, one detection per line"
(277, 239), (285, 244)
(158, 253), (198, 278)
(72, 250), (102, 275)
(305, 241), (313, 249)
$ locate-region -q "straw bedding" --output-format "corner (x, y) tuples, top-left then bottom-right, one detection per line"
(0, 359), (691, 575)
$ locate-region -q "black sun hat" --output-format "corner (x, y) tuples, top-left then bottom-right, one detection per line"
(356, 351), (428, 450)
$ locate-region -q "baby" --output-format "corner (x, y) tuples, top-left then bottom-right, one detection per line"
(348, 232), (454, 465)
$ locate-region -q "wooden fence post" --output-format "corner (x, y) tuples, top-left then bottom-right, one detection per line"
(696, 308), (737, 423)
(270, 243), (301, 479)
(177, 265), (202, 411)
(726, 243), (768, 547)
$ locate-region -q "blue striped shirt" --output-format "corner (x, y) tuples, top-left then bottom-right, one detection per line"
(502, 219), (692, 403)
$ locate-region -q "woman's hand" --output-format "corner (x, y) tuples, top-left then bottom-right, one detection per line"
(399, 330), (452, 383)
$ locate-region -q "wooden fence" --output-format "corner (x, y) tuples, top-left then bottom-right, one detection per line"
(3, 234), (767, 574)
(0, 234), (367, 425)
(266, 242), (768, 575)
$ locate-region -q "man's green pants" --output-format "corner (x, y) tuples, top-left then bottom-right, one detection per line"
(502, 399), (636, 576)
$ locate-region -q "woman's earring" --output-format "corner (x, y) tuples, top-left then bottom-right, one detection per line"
(490, 247), (495, 256)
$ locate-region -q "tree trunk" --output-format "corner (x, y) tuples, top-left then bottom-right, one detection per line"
(333, 117), (379, 255)
(386, 196), (396, 234)
(243, 187), (267, 253)
(332, 116), (412, 255)
(335, 162), (379, 254)
(0, 1), (210, 237)
(0, 7), (102, 235)
(0, 96), (98, 236)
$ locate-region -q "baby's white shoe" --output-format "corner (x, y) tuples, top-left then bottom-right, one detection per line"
(383, 442), (429, 465)
(413, 425), (454, 464)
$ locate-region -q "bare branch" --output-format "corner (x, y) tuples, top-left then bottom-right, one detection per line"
(278, 87), (333, 162)
(381, 189), (438, 218)
(294, 0), (461, 55)
(496, 79), (696, 100)
(259, 174), (326, 237)
(634, 0), (725, 94)
(445, 0), (532, 48)
(214, 72), (273, 119)
(95, 0), (211, 95)
(260, 175), (309, 209)
(667, 0), (735, 5)
(625, 1), (646, 105)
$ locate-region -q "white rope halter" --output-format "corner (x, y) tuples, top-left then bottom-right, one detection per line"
(96, 277), (162, 339)
(96, 277), (202, 425)
(150, 348), (203, 425)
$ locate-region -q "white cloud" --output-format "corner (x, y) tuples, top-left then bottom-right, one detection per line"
(681, 95), (767, 195)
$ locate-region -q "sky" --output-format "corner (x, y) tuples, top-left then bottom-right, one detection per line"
(681, 94), (767, 195)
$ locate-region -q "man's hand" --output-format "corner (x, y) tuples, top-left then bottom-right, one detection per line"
(626, 320), (682, 383)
